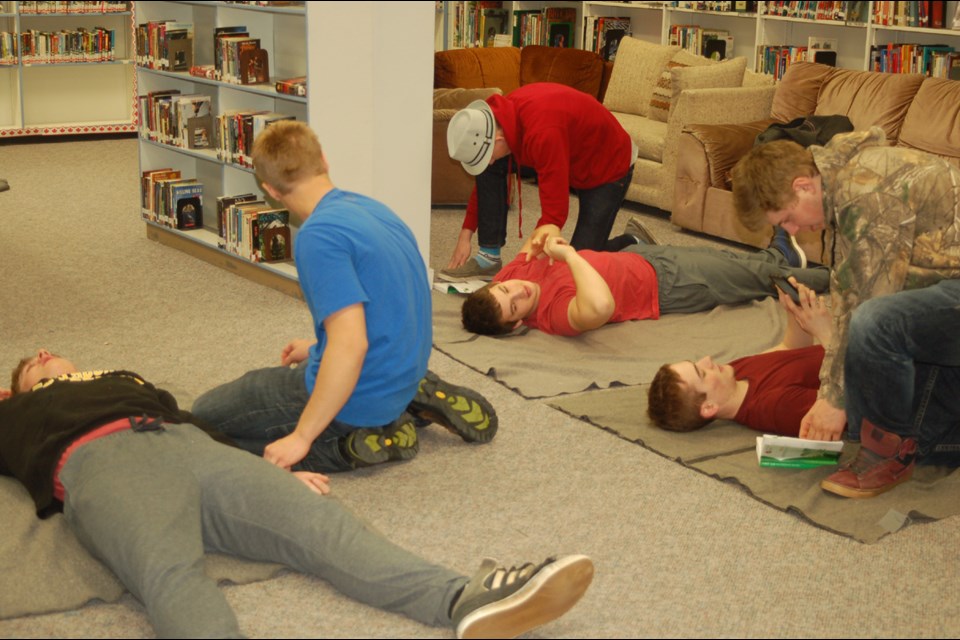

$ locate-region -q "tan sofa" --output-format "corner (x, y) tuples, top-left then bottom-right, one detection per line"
(600, 36), (776, 213)
(431, 45), (612, 205)
(674, 61), (960, 263)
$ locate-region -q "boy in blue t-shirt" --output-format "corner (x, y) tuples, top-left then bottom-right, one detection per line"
(192, 121), (497, 472)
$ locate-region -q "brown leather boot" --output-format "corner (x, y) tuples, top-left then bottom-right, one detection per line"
(821, 419), (917, 499)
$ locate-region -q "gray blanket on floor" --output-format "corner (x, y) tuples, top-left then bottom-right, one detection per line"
(432, 291), (960, 544)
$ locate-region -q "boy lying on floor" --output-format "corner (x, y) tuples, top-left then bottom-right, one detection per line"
(461, 220), (830, 337)
(0, 349), (594, 639)
(647, 279), (832, 436)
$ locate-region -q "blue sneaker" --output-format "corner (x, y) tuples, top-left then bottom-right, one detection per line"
(769, 227), (807, 269)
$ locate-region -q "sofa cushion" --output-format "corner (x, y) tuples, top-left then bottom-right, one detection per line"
(649, 50), (726, 122)
(815, 68), (924, 143)
(519, 45), (605, 98)
(603, 37), (680, 117)
(898, 77), (960, 167)
(434, 47), (521, 94)
(669, 56), (747, 114)
(770, 61), (834, 122)
(613, 111), (669, 163)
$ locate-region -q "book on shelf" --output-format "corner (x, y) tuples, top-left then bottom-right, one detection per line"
(702, 29), (734, 60)
(169, 180), (204, 230)
(220, 36), (261, 84)
(238, 47), (270, 85)
(756, 434), (843, 469)
(166, 27), (193, 72)
(216, 193), (259, 242)
(212, 25), (249, 80)
(512, 8), (542, 47)
(256, 209), (292, 263)
(584, 17), (631, 62)
(174, 94), (212, 149)
(275, 75), (307, 97)
(544, 6), (576, 48)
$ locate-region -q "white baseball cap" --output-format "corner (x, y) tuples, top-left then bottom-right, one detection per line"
(447, 99), (497, 176)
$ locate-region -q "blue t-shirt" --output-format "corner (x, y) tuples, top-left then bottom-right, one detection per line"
(295, 189), (431, 427)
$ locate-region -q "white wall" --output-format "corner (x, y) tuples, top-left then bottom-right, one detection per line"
(307, 2), (434, 264)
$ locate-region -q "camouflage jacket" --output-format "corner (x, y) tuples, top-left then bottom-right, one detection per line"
(811, 127), (960, 408)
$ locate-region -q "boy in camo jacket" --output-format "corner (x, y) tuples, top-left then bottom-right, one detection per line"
(732, 127), (960, 498)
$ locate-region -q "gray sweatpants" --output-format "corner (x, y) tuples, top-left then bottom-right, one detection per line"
(622, 244), (830, 314)
(59, 424), (466, 638)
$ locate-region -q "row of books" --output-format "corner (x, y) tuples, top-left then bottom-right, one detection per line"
(669, 25), (735, 60)
(756, 44), (809, 80)
(17, 1), (128, 14)
(213, 26), (270, 85)
(870, 43), (960, 79)
(761, 1), (864, 21)
(18, 27), (115, 64)
(184, 62), (306, 98)
(135, 20), (193, 72)
(872, 1), (949, 29)
(581, 16), (630, 62)
(215, 109), (295, 168)
(216, 193), (292, 264)
(141, 168), (204, 231)
(0, 32), (15, 64)
(139, 90), (214, 151)
(514, 6), (577, 48)
(673, 1), (758, 11)
(447, 1), (504, 49)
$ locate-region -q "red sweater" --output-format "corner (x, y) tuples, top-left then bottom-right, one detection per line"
(462, 83), (633, 234)
(732, 346), (825, 436)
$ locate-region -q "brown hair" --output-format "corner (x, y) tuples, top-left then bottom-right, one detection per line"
(647, 364), (712, 432)
(251, 120), (328, 195)
(462, 285), (514, 336)
(731, 139), (819, 232)
(10, 355), (32, 395)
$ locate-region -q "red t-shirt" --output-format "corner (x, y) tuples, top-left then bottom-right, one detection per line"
(732, 345), (824, 436)
(494, 250), (659, 336)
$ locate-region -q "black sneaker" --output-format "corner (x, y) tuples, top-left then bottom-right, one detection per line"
(342, 415), (419, 468)
(409, 371), (498, 443)
(769, 226), (807, 268)
(450, 555), (594, 639)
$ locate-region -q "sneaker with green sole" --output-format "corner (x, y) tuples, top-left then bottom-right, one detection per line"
(342, 416), (419, 468)
(409, 371), (498, 443)
(451, 555), (594, 639)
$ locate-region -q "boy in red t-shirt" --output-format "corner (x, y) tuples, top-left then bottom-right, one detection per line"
(461, 224), (830, 338)
(647, 280), (835, 436)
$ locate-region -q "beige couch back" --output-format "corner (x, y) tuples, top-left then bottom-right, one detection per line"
(769, 61), (960, 167)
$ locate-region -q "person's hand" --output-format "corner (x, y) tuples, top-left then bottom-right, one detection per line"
(525, 224), (561, 261)
(800, 398), (846, 441)
(280, 339), (314, 366)
(446, 229), (474, 269)
(542, 235), (575, 265)
(292, 471), (331, 495)
(778, 278), (832, 345)
(264, 431), (313, 469)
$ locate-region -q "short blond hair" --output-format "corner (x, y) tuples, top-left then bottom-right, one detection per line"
(251, 121), (328, 195)
(731, 140), (819, 231)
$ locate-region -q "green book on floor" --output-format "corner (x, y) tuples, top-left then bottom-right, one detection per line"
(756, 434), (843, 469)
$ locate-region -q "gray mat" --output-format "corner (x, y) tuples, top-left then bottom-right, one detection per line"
(549, 385), (960, 544)
(433, 290), (960, 544)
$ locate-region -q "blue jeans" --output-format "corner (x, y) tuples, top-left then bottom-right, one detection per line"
(844, 280), (960, 463)
(475, 156), (633, 252)
(191, 366), (365, 473)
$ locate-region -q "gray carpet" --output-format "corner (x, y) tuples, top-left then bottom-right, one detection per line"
(2, 137), (960, 638)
